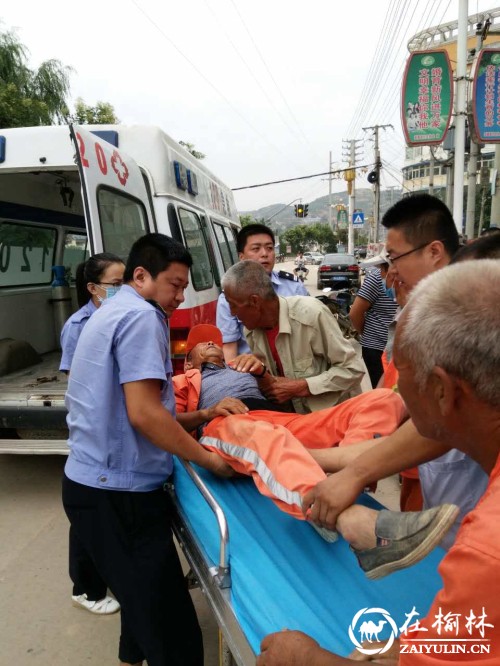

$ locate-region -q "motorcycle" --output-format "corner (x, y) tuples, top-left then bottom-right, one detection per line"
(294, 263), (309, 282)
(315, 287), (359, 340)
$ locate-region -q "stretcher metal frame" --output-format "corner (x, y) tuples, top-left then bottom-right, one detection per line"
(167, 459), (255, 666)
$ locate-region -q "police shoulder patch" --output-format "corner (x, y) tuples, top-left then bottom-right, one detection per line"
(278, 270), (298, 282)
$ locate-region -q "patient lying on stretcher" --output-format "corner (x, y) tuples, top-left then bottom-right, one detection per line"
(173, 326), (458, 578)
(174, 325), (406, 512)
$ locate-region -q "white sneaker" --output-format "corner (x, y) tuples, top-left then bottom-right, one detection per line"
(72, 593), (120, 615)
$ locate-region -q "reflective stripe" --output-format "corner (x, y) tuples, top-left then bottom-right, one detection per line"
(200, 435), (302, 509)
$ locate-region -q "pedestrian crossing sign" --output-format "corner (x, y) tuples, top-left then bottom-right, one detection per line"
(353, 212), (365, 227)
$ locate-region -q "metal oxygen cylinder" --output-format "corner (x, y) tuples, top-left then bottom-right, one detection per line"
(51, 265), (73, 346)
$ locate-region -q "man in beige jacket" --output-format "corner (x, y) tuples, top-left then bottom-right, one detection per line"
(221, 260), (365, 414)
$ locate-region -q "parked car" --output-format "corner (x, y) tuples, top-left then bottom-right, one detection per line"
(303, 251), (324, 265)
(317, 253), (360, 289)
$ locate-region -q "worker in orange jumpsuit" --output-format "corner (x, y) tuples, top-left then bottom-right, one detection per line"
(174, 325), (406, 522)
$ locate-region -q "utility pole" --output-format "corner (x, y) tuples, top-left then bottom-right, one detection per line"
(465, 20), (487, 239)
(342, 139), (363, 254)
(362, 124), (394, 242)
(328, 151), (333, 231)
(452, 0), (468, 235)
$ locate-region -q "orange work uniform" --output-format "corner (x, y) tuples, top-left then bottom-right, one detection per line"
(399, 453), (500, 664)
(174, 370), (406, 519)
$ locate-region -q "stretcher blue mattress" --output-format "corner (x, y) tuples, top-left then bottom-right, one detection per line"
(173, 459), (444, 657)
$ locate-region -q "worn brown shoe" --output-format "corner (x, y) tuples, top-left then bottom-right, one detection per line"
(353, 504), (459, 580)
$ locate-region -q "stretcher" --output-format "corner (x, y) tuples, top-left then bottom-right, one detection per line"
(168, 458), (445, 665)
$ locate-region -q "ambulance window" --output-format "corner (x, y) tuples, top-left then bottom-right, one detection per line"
(167, 204), (183, 245)
(213, 222), (236, 270)
(97, 187), (149, 258)
(0, 222), (56, 287)
(200, 215), (220, 287)
(178, 208), (214, 290)
(63, 233), (89, 283)
(226, 227), (238, 263)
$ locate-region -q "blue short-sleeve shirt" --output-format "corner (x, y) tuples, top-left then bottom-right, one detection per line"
(64, 285), (174, 491)
(217, 270), (309, 354)
(419, 449), (489, 550)
(59, 300), (98, 371)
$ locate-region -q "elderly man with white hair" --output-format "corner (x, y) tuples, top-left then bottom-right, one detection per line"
(257, 259), (500, 666)
(222, 260), (366, 414)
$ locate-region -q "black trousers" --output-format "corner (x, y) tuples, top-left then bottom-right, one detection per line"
(62, 475), (203, 666)
(69, 526), (107, 600)
(362, 346), (384, 389)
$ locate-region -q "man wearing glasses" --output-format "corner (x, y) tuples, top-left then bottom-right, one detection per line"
(304, 194), (488, 550)
(383, 194), (457, 288)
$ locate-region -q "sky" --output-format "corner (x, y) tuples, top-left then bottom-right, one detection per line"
(1, 0), (498, 213)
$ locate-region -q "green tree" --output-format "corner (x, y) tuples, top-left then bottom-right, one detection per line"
(0, 27), (72, 127)
(282, 222), (337, 253)
(179, 141), (206, 160)
(239, 214), (255, 227)
(281, 225), (310, 253)
(72, 97), (119, 124)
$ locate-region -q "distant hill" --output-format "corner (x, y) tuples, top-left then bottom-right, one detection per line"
(240, 188), (403, 230)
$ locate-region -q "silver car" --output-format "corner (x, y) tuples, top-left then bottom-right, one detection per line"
(302, 251), (324, 265)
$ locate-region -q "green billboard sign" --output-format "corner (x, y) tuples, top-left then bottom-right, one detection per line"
(337, 208), (348, 229)
(401, 50), (453, 146)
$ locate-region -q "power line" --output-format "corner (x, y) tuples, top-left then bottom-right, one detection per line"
(347, 0), (404, 136)
(129, 0), (306, 171)
(232, 165), (372, 191)
(203, 0), (318, 162)
(229, 0), (322, 164)
(349, 0), (416, 137)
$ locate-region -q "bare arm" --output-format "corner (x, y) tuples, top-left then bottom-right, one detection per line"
(222, 341), (238, 362)
(124, 379), (232, 476)
(176, 397), (249, 432)
(308, 436), (386, 473)
(259, 375), (310, 403)
(303, 419), (450, 529)
(229, 353), (310, 403)
(348, 296), (371, 335)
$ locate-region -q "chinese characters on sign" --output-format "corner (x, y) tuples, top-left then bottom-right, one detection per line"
(472, 49), (500, 143)
(401, 50), (453, 146)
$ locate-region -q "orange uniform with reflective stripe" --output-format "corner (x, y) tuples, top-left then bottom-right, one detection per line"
(173, 371), (406, 519)
(399, 453), (500, 664)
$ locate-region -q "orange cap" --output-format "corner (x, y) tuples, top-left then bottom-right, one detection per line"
(185, 324), (223, 354)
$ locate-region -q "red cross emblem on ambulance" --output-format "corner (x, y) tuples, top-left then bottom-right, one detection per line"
(111, 150), (129, 186)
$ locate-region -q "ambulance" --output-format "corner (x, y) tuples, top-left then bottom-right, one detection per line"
(0, 124), (240, 453)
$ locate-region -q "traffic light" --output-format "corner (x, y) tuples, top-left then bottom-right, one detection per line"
(304, 204), (309, 218)
(294, 204), (298, 217)
(297, 204), (304, 218)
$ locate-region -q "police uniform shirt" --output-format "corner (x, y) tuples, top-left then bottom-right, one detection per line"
(65, 285), (175, 491)
(59, 300), (98, 372)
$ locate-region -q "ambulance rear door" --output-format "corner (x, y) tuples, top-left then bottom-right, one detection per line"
(70, 124), (155, 256)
